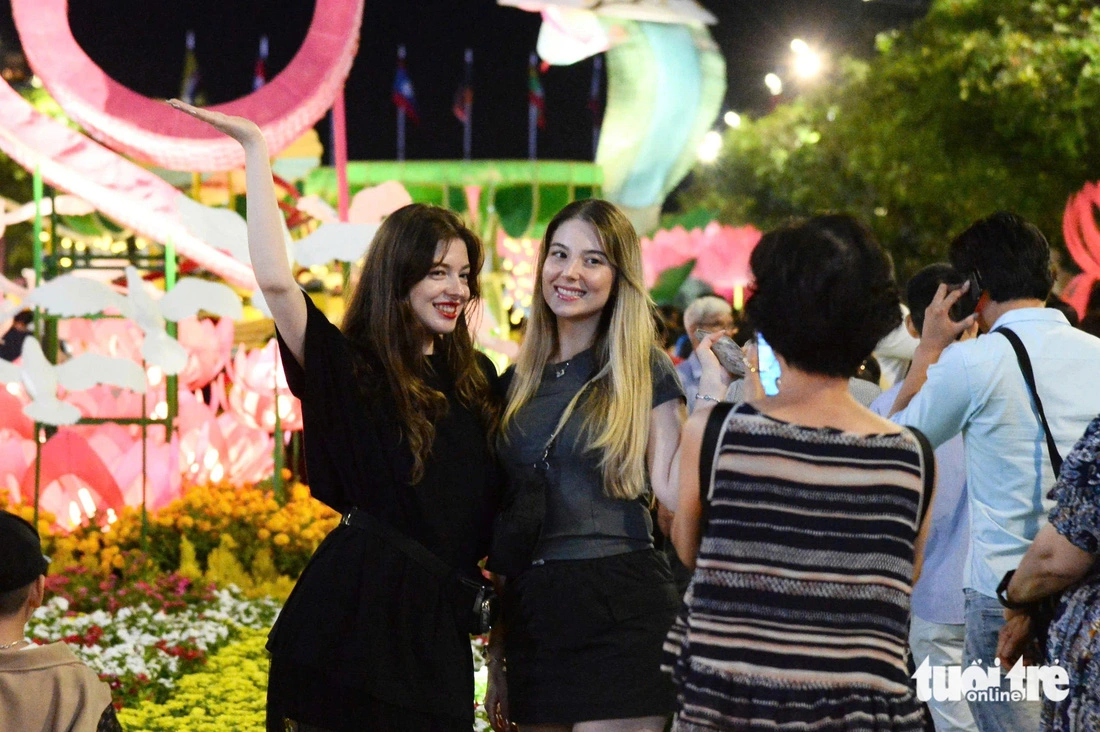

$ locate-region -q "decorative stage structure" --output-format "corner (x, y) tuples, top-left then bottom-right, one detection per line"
(501, 0), (727, 233)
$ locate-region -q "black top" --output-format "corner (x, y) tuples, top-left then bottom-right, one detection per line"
(497, 346), (684, 561)
(268, 292), (500, 723)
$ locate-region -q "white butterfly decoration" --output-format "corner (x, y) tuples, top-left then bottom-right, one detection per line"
(26, 266), (243, 375)
(0, 337), (147, 425)
(177, 193), (382, 269)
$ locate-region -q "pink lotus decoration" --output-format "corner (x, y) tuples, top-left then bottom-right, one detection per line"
(0, 329), (292, 528)
(175, 317), (234, 391)
(1063, 183), (1100, 319)
(640, 223), (762, 302)
(227, 339), (303, 434)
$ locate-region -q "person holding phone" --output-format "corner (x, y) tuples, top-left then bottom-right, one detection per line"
(169, 100), (502, 732)
(666, 215), (937, 731)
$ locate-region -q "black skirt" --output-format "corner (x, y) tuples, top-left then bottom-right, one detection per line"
(503, 548), (680, 724)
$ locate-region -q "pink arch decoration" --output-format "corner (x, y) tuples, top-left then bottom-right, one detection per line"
(12, 0), (363, 171)
(1062, 183), (1100, 318)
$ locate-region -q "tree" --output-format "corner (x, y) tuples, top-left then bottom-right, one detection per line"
(680, 0), (1100, 281)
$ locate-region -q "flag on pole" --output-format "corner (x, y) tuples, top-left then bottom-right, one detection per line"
(452, 49), (473, 123)
(454, 49), (474, 160)
(393, 47), (419, 125)
(527, 54), (546, 130)
(179, 30), (202, 105)
(588, 55), (603, 158)
(252, 35), (269, 91)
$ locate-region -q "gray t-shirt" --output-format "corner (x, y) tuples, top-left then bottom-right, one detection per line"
(501, 346), (684, 561)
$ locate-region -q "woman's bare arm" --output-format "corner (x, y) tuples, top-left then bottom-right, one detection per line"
(1007, 523), (1097, 603)
(671, 406), (709, 570)
(168, 100), (307, 366)
(648, 399), (685, 509)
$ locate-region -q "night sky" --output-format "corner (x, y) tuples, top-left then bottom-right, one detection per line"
(0, 0), (926, 162)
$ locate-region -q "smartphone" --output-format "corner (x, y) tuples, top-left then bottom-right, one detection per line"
(756, 333), (782, 397)
(949, 272), (982, 322)
(694, 330), (746, 377)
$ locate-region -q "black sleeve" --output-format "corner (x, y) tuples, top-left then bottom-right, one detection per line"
(97, 703), (123, 732)
(274, 290), (348, 400)
(500, 363), (517, 397)
(475, 351), (504, 401)
(651, 347), (685, 408)
(273, 290), (395, 512)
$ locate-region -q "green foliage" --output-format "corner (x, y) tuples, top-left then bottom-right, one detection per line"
(650, 259), (696, 305)
(680, 0), (1100, 282)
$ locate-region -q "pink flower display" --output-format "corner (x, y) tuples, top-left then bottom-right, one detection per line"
(226, 339), (303, 434)
(175, 317), (235, 391)
(640, 222), (762, 302)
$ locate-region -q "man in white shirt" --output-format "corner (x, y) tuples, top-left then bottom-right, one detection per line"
(891, 212), (1100, 732)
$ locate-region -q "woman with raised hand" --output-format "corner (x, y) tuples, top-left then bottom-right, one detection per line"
(485, 199), (685, 731)
(169, 100), (502, 732)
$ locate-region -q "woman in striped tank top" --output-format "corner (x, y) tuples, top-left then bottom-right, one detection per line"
(666, 215), (937, 731)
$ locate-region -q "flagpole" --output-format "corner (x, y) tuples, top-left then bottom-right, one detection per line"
(397, 45), (407, 162)
(590, 55), (603, 159)
(333, 91), (350, 223)
(462, 49), (473, 161)
(528, 53), (538, 161)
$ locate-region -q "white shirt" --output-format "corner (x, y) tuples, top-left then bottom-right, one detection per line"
(892, 308), (1100, 597)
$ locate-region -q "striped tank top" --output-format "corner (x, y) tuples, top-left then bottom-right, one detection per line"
(666, 403), (929, 731)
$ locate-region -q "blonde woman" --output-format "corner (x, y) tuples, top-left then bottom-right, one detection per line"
(485, 199), (685, 731)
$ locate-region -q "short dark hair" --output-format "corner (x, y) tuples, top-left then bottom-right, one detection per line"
(13, 310), (33, 327)
(745, 214), (901, 378)
(0, 583), (31, 616)
(906, 263), (965, 335)
(948, 212), (1053, 302)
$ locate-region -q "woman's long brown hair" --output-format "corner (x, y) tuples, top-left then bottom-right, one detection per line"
(341, 203), (499, 484)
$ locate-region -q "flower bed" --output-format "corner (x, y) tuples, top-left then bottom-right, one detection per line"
(27, 574), (279, 708)
(117, 628), (271, 731)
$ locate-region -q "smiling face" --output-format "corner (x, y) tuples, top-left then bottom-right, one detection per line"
(407, 239), (471, 349)
(541, 218), (616, 326)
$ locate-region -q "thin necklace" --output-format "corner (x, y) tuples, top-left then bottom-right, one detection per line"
(0, 638), (29, 650)
(554, 358), (571, 379)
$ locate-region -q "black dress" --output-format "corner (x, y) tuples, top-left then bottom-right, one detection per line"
(266, 293), (500, 732)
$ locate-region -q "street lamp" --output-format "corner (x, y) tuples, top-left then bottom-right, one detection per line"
(790, 38), (824, 80)
(698, 130), (723, 163)
(764, 73), (783, 96)
(724, 111), (741, 128)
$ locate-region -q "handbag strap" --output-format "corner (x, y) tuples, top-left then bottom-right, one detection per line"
(699, 402), (736, 522)
(538, 377), (597, 465)
(907, 427), (936, 529)
(994, 327), (1063, 476)
(341, 508), (460, 583)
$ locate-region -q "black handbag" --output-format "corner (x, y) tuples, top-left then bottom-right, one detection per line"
(994, 327), (1065, 648)
(340, 508), (498, 635)
(488, 380), (593, 578)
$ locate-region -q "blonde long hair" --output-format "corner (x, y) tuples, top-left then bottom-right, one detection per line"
(503, 199), (657, 500)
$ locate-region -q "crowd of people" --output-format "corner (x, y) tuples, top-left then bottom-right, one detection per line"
(1, 104), (1098, 732)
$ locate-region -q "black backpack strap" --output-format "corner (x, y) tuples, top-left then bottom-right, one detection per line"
(906, 427), (936, 529)
(699, 402), (736, 516)
(994, 327), (1063, 476)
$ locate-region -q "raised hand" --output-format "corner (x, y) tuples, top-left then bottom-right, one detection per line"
(167, 99), (263, 146)
(920, 282), (979, 353)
